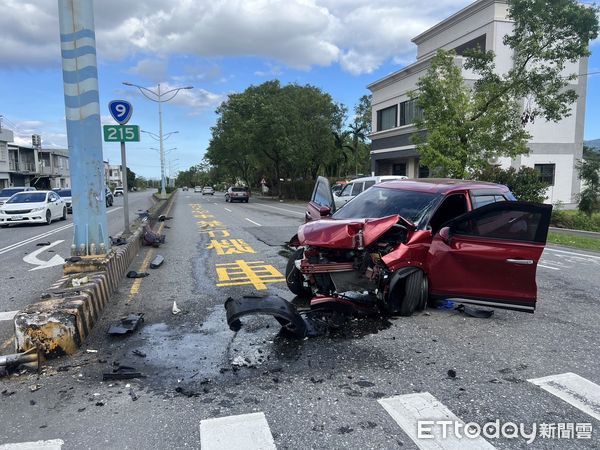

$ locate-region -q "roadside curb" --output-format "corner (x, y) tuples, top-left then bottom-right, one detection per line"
(13, 191), (176, 357)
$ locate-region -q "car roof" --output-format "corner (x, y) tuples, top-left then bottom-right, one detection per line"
(377, 178), (509, 194)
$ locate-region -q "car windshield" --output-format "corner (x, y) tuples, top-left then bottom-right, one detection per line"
(7, 192), (47, 204)
(332, 187), (441, 225)
(57, 190), (71, 197)
(0, 188), (25, 197)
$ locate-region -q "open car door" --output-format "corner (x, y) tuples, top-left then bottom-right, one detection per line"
(426, 201), (552, 313)
(305, 176), (335, 222)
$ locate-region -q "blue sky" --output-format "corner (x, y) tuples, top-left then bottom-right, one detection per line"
(1, 0), (599, 179)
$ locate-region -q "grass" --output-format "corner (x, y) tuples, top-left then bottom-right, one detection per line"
(547, 232), (600, 252)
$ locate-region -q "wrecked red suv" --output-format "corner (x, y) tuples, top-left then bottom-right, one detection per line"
(286, 177), (552, 316)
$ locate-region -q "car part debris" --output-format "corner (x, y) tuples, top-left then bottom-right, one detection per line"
(36, 242), (51, 246)
(0, 348), (42, 374)
(72, 276), (89, 287)
(102, 365), (144, 380)
(158, 215), (173, 222)
(86, 349), (98, 353)
(150, 254), (164, 269)
(172, 301), (181, 315)
(107, 313), (144, 335)
(132, 349), (146, 358)
(110, 236), (127, 246)
(225, 295), (317, 338)
(64, 256), (82, 263)
(143, 226), (166, 247)
(126, 271), (149, 279)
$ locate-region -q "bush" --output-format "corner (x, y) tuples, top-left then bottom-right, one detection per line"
(472, 165), (548, 203)
(551, 209), (600, 232)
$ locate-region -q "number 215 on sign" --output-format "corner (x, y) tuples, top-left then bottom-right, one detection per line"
(103, 125), (140, 142)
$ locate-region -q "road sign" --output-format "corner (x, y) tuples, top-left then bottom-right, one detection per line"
(108, 100), (133, 124)
(103, 125), (140, 142)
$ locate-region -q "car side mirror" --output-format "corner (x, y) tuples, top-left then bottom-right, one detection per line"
(319, 205), (331, 217)
(439, 226), (451, 244)
(333, 192), (339, 196)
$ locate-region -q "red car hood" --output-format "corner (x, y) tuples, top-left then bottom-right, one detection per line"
(298, 215), (407, 249)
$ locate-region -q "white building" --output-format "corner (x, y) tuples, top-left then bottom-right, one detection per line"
(104, 162), (123, 187)
(367, 0), (587, 207)
(0, 128), (14, 189)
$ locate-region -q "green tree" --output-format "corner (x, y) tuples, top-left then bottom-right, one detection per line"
(126, 167), (136, 190)
(412, 0), (599, 178)
(577, 159), (600, 216)
(472, 165), (549, 202)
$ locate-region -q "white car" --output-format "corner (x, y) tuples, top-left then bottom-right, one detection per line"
(114, 187), (124, 196)
(0, 190), (67, 227)
(194, 186), (202, 193)
(334, 175), (408, 209)
(202, 186), (215, 195)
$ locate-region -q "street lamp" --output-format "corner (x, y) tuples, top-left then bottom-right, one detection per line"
(123, 82), (193, 197)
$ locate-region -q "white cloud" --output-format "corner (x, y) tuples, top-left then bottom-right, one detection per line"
(1, 0), (476, 75)
(127, 58), (169, 82)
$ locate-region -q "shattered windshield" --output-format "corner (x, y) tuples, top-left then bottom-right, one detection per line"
(332, 187), (440, 225)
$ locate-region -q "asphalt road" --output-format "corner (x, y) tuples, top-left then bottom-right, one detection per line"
(0, 190), (157, 353)
(0, 190), (599, 449)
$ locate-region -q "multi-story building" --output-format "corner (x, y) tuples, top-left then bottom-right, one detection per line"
(0, 128), (14, 189)
(104, 162), (123, 188)
(367, 0), (587, 207)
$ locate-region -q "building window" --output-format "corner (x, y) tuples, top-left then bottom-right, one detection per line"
(418, 165), (430, 178)
(376, 105), (398, 131)
(0, 142), (6, 162)
(400, 99), (423, 126)
(454, 34), (486, 56)
(534, 164), (555, 185)
(393, 163), (407, 176)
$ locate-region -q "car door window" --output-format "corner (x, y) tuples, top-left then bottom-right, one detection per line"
(471, 194), (507, 209)
(313, 179), (331, 206)
(351, 182), (365, 196)
(429, 194), (468, 234)
(339, 183), (353, 197)
(364, 181), (376, 191)
(451, 202), (552, 244)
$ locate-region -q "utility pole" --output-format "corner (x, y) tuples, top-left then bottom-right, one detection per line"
(58, 0), (109, 255)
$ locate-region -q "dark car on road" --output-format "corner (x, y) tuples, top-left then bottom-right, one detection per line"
(286, 177), (552, 317)
(225, 186), (250, 203)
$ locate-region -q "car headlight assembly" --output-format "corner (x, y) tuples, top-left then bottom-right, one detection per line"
(32, 206), (46, 212)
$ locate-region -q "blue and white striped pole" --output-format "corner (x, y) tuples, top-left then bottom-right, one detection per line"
(58, 0), (109, 255)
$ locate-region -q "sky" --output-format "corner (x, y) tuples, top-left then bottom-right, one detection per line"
(1, 0), (599, 179)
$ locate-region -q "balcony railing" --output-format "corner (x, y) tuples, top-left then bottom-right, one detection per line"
(8, 161), (36, 172)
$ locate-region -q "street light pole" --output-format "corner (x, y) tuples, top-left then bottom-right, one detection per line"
(122, 82), (192, 198)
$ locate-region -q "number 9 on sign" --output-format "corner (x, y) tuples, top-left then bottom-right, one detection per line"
(108, 100), (133, 125)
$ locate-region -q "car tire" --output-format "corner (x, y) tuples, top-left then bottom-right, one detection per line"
(397, 270), (423, 316)
(61, 207), (67, 221)
(415, 274), (429, 311)
(0, 224), (8, 228)
(285, 248), (312, 297)
(45, 210), (52, 225)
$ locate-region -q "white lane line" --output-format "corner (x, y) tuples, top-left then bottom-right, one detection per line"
(545, 247), (600, 260)
(0, 439), (64, 449)
(528, 372), (600, 421)
(379, 392), (496, 449)
(200, 412), (276, 450)
(245, 218), (262, 226)
(224, 208), (232, 212)
(252, 203), (304, 216)
(538, 264), (560, 271)
(0, 208), (122, 257)
(0, 311), (19, 322)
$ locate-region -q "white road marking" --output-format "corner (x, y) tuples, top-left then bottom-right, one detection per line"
(528, 372), (600, 421)
(245, 218), (262, 226)
(200, 412), (276, 450)
(379, 392), (496, 449)
(224, 208), (232, 212)
(0, 207), (122, 257)
(538, 264), (560, 271)
(252, 203), (304, 216)
(545, 247), (600, 260)
(0, 439), (64, 449)
(0, 311), (19, 322)
(23, 240), (66, 271)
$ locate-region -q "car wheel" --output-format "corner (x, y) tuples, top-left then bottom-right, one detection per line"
(285, 248), (312, 297)
(45, 210), (52, 225)
(397, 270), (423, 316)
(61, 207), (67, 221)
(0, 224), (8, 228)
(415, 274), (429, 311)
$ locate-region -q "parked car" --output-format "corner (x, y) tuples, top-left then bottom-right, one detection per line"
(202, 186), (215, 195)
(333, 175), (407, 209)
(286, 177), (552, 317)
(105, 187), (114, 207)
(225, 186), (250, 203)
(182, 186), (189, 191)
(113, 187), (124, 197)
(0, 190), (67, 227)
(54, 188), (72, 212)
(194, 186), (202, 193)
(0, 186), (36, 206)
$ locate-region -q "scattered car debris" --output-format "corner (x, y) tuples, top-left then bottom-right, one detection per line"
(64, 256), (82, 263)
(29, 384), (42, 392)
(126, 271), (149, 279)
(132, 350), (146, 358)
(231, 356), (252, 367)
(72, 276), (89, 287)
(0, 348), (42, 375)
(172, 302), (181, 315)
(102, 365), (144, 380)
(143, 226), (166, 247)
(447, 369), (457, 379)
(150, 255), (164, 269)
(36, 242), (51, 246)
(158, 215), (173, 222)
(86, 349), (98, 354)
(129, 388), (139, 401)
(107, 313), (144, 335)
(110, 236), (127, 246)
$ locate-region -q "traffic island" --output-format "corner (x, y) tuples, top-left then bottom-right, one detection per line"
(13, 191), (176, 357)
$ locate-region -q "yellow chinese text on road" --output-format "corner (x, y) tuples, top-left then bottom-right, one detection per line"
(216, 260), (285, 290)
(208, 239), (255, 255)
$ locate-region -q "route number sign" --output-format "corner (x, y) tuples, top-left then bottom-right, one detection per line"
(103, 125), (140, 142)
(108, 100), (133, 125)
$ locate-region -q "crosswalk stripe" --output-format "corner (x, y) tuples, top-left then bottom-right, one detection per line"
(528, 372), (600, 421)
(0, 439), (64, 449)
(200, 412), (276, 450)
(378, 392), (496, 450)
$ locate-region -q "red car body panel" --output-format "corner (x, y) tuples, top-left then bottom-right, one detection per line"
(298, 215), (400, 249)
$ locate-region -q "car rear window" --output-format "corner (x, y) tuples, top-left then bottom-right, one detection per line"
(232, 187), (247, 192)
(7, 192), (46, 203)
(57, 190), (71, 197)
(333, 187), (440, 224)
